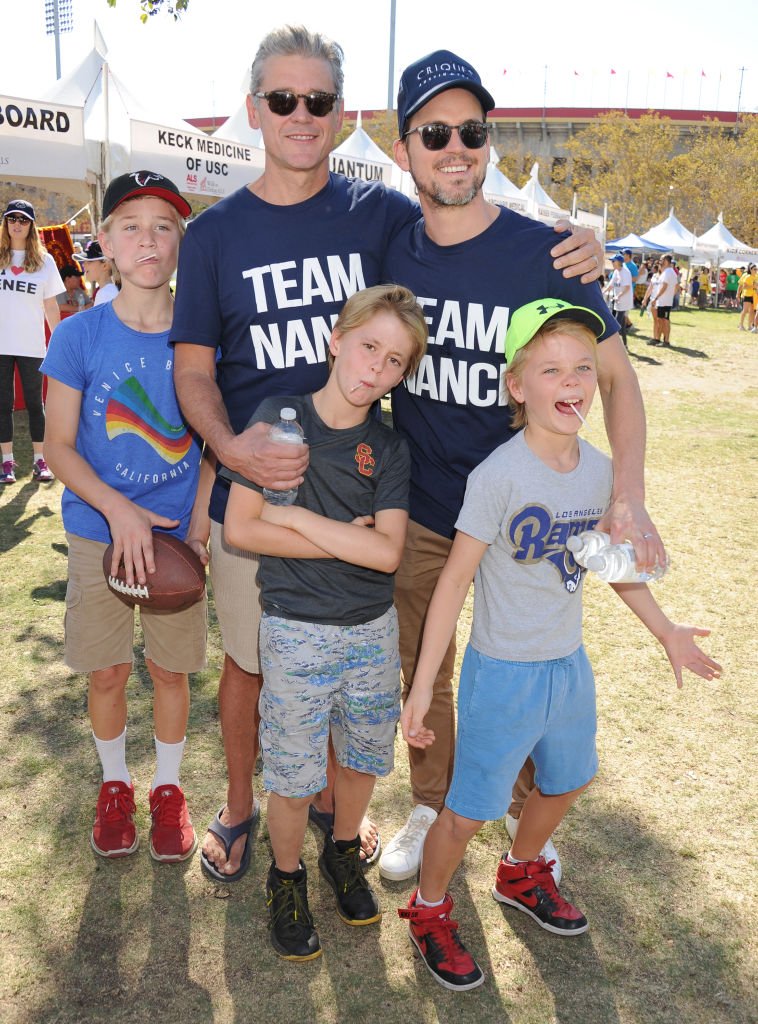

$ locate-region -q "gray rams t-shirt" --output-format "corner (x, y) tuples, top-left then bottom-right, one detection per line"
(221, 393), (410, 626)
(456, 431), (613, 662)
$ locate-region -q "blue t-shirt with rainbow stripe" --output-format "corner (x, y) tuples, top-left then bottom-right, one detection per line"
(41, 302), (202, 544)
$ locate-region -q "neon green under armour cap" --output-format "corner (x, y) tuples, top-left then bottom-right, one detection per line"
(505, 298), (606, 364)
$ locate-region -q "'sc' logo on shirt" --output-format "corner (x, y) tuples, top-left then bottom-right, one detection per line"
(355, 443), (375, 476)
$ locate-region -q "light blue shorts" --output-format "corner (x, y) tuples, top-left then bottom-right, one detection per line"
(259, 608), (401, 798)
(445, 644), (598, 822)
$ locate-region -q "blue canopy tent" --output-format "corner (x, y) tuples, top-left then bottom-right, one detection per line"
(606, 233), (668, 253)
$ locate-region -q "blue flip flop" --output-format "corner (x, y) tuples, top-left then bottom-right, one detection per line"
(308, 804), (382, 867)
(200, 802), (260, 883)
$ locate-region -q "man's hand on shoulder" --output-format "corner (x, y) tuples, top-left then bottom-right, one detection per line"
(551, 220), (603, 284)
(221, 420), (309, 490)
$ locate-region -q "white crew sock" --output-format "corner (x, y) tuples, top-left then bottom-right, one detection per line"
(3, 450), (14, 464)
(93, 727), (130, 784)
(415, 891), (446, 909)
(152, 736), (186, 790)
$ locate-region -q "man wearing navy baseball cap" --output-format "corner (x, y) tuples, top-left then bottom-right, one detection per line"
(381, 49), (665, 949)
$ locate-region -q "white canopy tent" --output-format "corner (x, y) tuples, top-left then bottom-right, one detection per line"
(691, 214), (758, 266)
(519, 162), (570, 225)
(210, 99), (264, 149)
(483, 147), (528, 213)
(330, 118), (393, 184)
(641, 209), (697, 256)
(46, 36), (264, 212)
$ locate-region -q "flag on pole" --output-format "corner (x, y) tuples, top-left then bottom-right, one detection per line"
(666, 72), (674, 78)
(610, 68), (617, 75)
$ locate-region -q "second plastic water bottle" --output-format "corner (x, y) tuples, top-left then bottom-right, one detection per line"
(262, 408), (305, 506)
(586, 543), (667, 583)
(565, 529), (611, 566)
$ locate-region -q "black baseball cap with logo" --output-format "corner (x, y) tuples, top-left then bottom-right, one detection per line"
(3, 199), (35, 221)
(102, 171), (192, 220)
(397, 49), (495, 137)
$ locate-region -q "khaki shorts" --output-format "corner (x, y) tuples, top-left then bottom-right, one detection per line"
(209, 519), (262, 673)
(64, 532), (208, 675)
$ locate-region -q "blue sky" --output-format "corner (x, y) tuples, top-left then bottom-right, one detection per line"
(6, 0), (757, 120)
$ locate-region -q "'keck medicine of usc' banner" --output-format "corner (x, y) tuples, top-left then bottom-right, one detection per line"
(130, 120), (264, 199)
(0, 95), (87, 181)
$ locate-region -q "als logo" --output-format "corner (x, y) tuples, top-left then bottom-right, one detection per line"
(508, 503), (602, 592)
(354, 443), (375, 477)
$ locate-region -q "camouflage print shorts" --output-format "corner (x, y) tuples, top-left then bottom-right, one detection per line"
(259, 607), (401, 798)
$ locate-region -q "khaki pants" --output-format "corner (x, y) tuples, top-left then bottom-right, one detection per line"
(395, 518), (534, 817)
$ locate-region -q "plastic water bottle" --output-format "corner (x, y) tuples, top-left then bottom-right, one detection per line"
(262, 408), (305, 506)
(565, 530), (611, 567)
(586, 543), (667, 583)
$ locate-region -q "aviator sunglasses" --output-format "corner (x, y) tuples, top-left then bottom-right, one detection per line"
(403, 121), (490, 151)
(5, 215), (31, 224)
(254, 90), (339, 117)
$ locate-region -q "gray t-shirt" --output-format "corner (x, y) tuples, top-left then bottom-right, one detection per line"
(221, 393), (410, 626)
(456, 431), (612, 661)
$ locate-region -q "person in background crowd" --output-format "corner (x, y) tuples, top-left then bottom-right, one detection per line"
(647, 254), (677, 346)
(736, 264), (756, 331)
(77, 240), (119, 306)
(689, 269), (700, 307)
(641, 260), (661, 340)
(604, 253), (634, 346)
(57, 264), (91, 315)
(697, 267), (710, 310)
(725, 268), (740, 309)
(0, 199), (63, 484)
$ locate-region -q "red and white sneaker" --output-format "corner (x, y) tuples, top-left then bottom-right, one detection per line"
(149, 784), (197, 862)
(492, 855), (588, 936)
(0, 459), (17, 484)
(398, 890), (484, 991)
(91, 780), (138, 858)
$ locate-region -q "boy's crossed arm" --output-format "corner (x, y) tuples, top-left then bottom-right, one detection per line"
(225, 480), (407, 573)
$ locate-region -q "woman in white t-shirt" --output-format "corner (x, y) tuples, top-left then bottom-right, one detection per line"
(0, 200), (64, 484)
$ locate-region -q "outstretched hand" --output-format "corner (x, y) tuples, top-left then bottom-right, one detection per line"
(660, 624), (722, 689)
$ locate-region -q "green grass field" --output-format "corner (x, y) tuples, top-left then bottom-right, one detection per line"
(1, 306), (755, 1024)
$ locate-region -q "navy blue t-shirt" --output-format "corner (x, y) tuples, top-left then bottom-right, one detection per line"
(383, 207), (618, 539)
(169, 175), (419, 523)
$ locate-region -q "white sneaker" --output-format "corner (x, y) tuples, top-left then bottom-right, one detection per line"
(505, 812), (562, 885)
(378, 804), (437, 881)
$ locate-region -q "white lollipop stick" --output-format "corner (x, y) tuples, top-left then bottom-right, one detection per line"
(571, 404), (588, 427)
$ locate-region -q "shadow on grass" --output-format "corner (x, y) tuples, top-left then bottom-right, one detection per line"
(502, 803), (751, 1024)
(0, 480), (56, 555)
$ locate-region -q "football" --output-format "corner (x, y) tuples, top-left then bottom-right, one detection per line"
(103, 532), (206, 612)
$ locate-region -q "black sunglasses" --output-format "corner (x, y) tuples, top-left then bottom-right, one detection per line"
(254, 90), (339, 117)
(403, 121), (490, 151)
(5, 214), (31, 224)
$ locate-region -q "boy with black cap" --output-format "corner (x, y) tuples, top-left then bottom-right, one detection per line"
(41, 171), (212, 864)
(397, 297), (721, 991)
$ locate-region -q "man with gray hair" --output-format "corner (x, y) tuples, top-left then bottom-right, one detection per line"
(171, 24), (604, 956)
